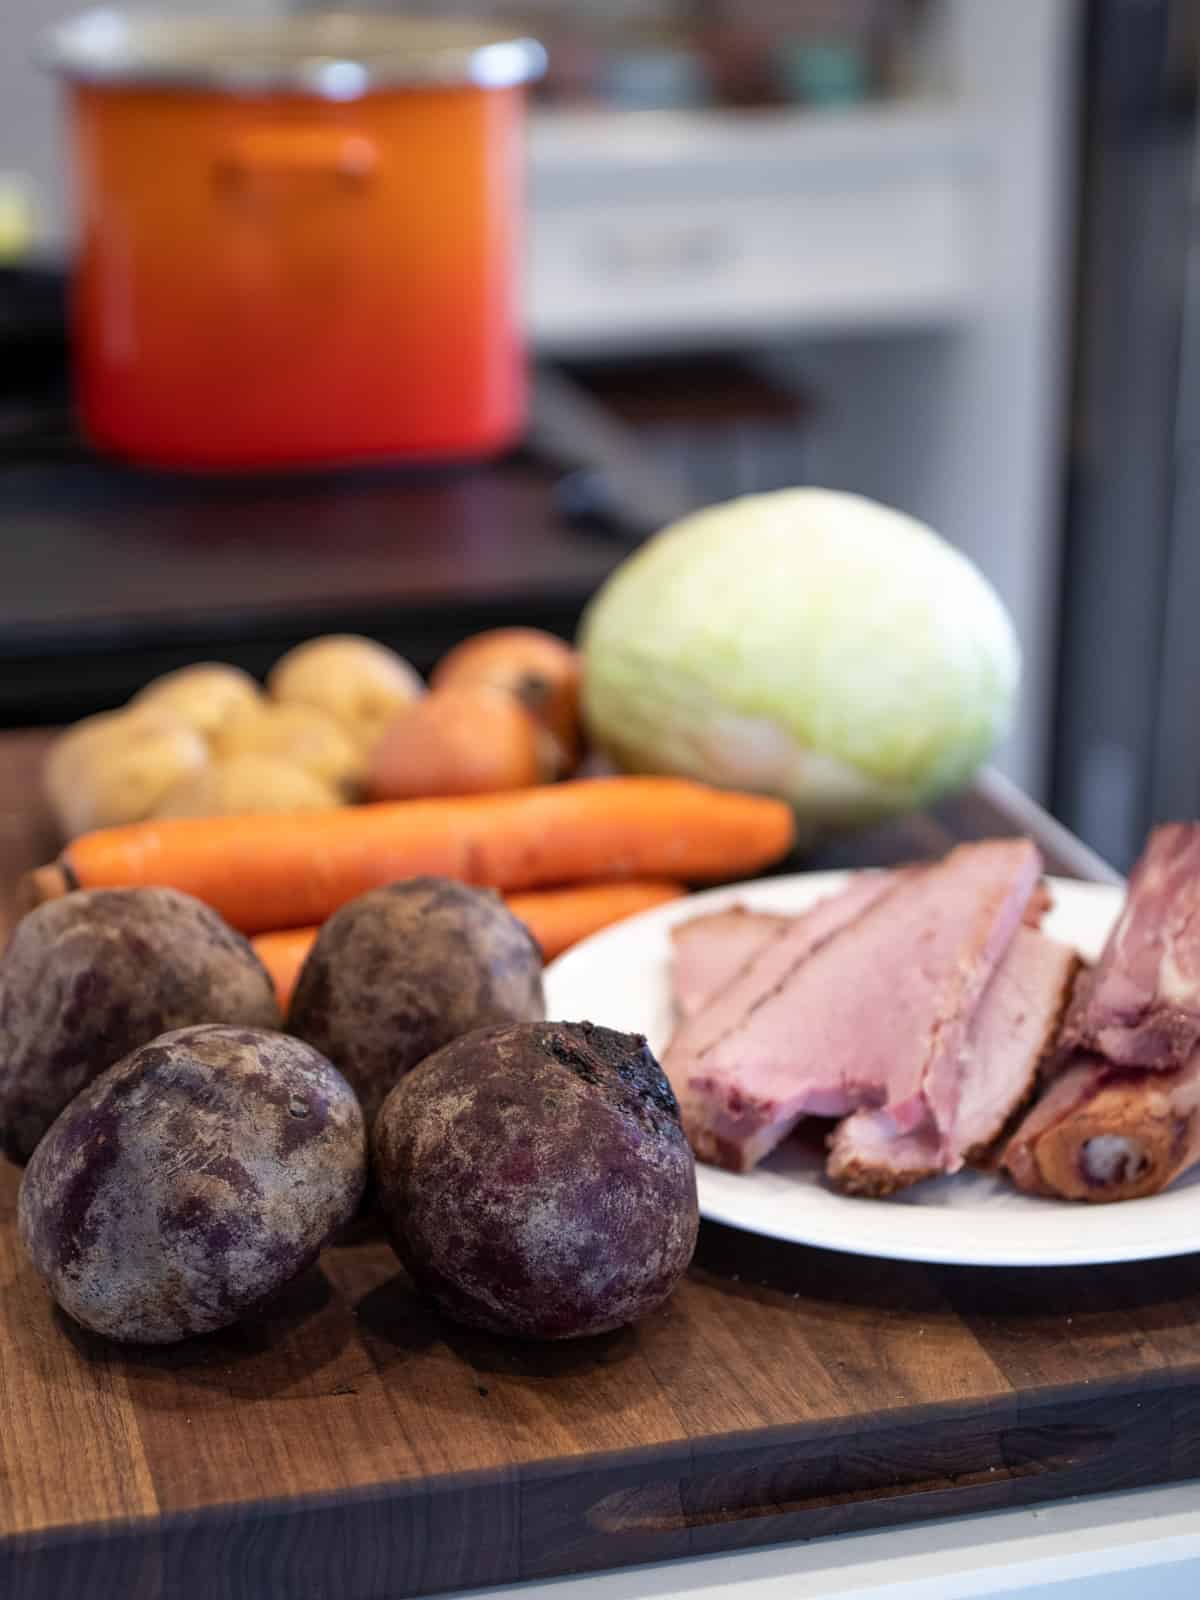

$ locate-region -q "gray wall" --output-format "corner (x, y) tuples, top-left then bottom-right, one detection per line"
(1, 0), (80, 246)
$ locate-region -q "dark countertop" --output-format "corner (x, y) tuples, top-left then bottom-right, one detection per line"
(0, 267), (805, 728)
(0, 455), (620, 713)
(0, 367), (698, 724)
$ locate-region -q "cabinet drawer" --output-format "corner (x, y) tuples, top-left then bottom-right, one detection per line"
(526, 107), (972, 351)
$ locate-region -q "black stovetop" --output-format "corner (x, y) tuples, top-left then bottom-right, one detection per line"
(0, 306), (692, 725)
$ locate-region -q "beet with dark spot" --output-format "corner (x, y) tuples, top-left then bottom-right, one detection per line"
(372, 1020), (698, 1340)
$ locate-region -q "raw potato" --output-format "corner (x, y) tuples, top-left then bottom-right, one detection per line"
(132, 663), (263, 741)
(373, 1021), (699, 1339)
(269, 635), (423, 752)
(288, 877), (544, 1127)
(215, 702), (364, 796)
(18, 1024), (366, 1344)
(43, 706), (209, 839)
(0, 887), (280, 1164)
(154, 753), (340, 817)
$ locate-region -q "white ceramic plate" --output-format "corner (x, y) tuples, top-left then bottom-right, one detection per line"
(545, 871), (1200, 1268)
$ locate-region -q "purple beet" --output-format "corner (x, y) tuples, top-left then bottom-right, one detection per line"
(287, 877), (544, 1129)
(372, 1020), (698, 1339)
(0, 886), (280, 1164)
(18, 1024), (365, 1344)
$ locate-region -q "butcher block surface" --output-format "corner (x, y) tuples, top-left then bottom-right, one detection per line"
(2, 730), (1197, 1600)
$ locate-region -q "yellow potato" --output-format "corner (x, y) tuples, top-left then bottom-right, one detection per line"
(133, 663), (263, 741)
(214, 702), (364, 796)
(153, 753), (341, 818)
(268, 635), (423, 752)
(44, 707), (209, 839)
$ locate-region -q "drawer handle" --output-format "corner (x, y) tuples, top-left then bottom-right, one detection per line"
(587, 1424), (1116, 1535)
(581, 224), (734, 280)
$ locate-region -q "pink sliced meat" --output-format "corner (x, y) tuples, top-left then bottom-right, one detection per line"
(662, 872), (900, 1164)
(1003, 1048), (1200, 1202)
(954, 928), (1081, 1162)
(826, 1114), (943, 1197)
(670, 907), (792, 1020)
(675, 838), (1042, 1173)
(1059, 823), (1200, 1071)
(827, 927), (1080, 1194)
(665, 874), (896, 1080)
(919, 842), (1045, 1142)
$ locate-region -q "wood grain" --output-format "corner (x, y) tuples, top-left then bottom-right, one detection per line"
(1, 731), (1192, 1600)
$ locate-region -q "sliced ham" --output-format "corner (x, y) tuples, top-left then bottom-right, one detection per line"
(673, 838), (1042, 1172)
(1003, 1049), (1200, 1202)
(664, 872), (898, 1165)
(670, 907), (792, 1020)
(825, 1116), (942, 1198)
(1058, 823), (1200, 1071)
(954, 929), (1081, 1161)
(827, 927), (1080, 1194)
(919, 842), (1045, 1141)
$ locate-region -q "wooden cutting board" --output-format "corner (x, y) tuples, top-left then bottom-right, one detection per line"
(5, 731), (1195, 1600)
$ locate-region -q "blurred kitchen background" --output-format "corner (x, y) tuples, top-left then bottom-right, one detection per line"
(0, 0), (1196, 870)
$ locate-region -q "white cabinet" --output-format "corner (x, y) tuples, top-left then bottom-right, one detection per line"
(526, 0), (1082, 802)
(528, 105), (972, 350)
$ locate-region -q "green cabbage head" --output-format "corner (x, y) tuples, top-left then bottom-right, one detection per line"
(579, 488), (1019, 824)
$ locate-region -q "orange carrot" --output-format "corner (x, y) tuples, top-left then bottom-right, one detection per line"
(251, 877), (688, 1008)
(506, 879), (686, 961)
(250, 928), (316, 1012)
(27, 778), (794, 936)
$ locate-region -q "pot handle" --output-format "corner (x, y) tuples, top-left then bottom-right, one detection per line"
(214, 128), (378, 193)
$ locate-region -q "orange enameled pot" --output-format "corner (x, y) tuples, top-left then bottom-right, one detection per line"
(44, 12), (545, 469)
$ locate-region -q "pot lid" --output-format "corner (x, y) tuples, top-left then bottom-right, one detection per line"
(42, 9), (546, 96)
